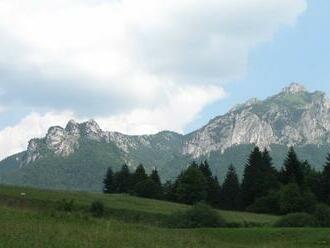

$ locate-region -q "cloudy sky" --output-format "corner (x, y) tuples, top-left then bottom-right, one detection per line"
(0, 0), (329, 159)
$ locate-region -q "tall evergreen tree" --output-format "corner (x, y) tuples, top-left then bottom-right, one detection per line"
(174, 162), (208, 204)
(241, 147), (265, 208)
(261, 149), (280, 192)
(199, 160), (212, 178)
(150, 168), (162, 187)
(280, 147), (304, 188)
(114, 164), (131, 193)
(220, 165), (240, 210)
(321, 153), (330, 204)
(131, 164), (148, 187)
(103, 167), (114, 193)
(199, 160), (221, 206)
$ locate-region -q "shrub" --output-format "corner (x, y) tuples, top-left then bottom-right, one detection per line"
(247, 191), (280, 214)
(274, 213), (317, 227)
(279, 184), (316, 214)
(313, 204), (330, 227)
(167, 203), (226, 228)
(56, 199), (75, 212)
(89, 200), (105, 218)
(134, 179), (162, 199)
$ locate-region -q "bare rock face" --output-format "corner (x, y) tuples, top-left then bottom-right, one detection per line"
(183, 83), (330, 157)
(22, 83), (330, 165)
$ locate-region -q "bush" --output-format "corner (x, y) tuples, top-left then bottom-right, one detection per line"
(167, 203), (226, 228)
(313, 204), (330, 227)
(56, 199), (75, 212)
(89, 200), (105, 218)
(279, 184), (316, 214)
(274, 213), (318, 227)
(134, 179), (162, 199)
(247, 191), (280, 214)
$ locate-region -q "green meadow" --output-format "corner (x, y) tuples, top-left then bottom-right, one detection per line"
(0, 185), (329, 248)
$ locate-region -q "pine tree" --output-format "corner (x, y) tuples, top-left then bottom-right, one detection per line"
(199, 160), (221, 206)
(131, 164), (148, 187)
(261, 149), (280, 192)
(241, 147), (265, 208)
(321, 153), (330, 204)
(174, 162), (208, 204)
(280, 147), (304, 188)
(220, 165), (240, 210)
(114, 164), (131, 193)
(150, 168), (162, 187)
(199, 160), (212, 178)
(103, 167), (114, 193)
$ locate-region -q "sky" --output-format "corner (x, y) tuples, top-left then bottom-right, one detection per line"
(0, 0), (329, 159)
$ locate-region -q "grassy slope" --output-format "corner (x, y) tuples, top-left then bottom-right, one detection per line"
(0, 185), (278, 225)
(1, 206), (330, 248)
(1, 185), (330, 248)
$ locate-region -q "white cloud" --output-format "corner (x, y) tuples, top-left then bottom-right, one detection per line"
(0, 0), (306, 110)
(97, 84), (225, 134)
(0, 0), (307, 158)
(0, 111), (75, 159)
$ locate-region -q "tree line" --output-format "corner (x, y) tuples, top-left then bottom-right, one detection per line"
(103, 147), (330, 215)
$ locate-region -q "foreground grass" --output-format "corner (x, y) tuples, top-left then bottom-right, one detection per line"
(0, 206), (329, 248)
(0, 185), (278, 226)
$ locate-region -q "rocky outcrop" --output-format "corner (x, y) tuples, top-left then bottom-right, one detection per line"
(183, 83), (330, 157)
(22, 83), (330, 164)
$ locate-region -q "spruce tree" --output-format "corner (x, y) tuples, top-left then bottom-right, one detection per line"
(175, 162), (208, 204)
(241, 147), (264, 208)
(261, 149), (280, 192)
(321, 153), (330, 204)
(150, 168), (162, 187)
(220, 165), (240, 210)
(280, 147), (304, 188)
(103, 167), (114, 193)
(114, 164), (131, 193)
(131, 164), (148, 186)
(199, 160), (221, 207)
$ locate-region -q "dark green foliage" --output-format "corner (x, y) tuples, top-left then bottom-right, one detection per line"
(280, 147), (304, 188)
(241, 147), (267, 208)
(302, 160), (322, 199)
(220, 165), (240, 210)
(150, 168), (162, 187)
(113, 164), (131, 193)
(89, 200), (105, 217)
(261, 149), (280, 192)
(174, 163), (208, 204)
(320, 153), (330, 204)
(103, 167), (114, 193)
(167, 203), (226, 228)
(56, 199), (75, 212)
(199, 160), (221, 207)
(130, 164), (148, 189)
(279, 184), (316, 214)
(274, 213), (318, 227)
(163, 181), (176, 202)
(247, 191), (280, 214)
(313, 204), (330, 227)
(134, 179), (162, 199)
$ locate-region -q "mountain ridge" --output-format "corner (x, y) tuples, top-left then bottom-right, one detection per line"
(1, 83), (330, 191)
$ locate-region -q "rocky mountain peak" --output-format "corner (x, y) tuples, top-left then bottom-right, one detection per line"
(65, 120), (80, 135)
(282, 83), (306, 94)
(80, 119), (102, 136)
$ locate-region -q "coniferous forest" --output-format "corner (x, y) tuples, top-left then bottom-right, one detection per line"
(103, 147), (330, 217)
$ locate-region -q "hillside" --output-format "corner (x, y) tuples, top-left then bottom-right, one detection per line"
(0, 185), (329, 248)
(1, 83), (330, 191)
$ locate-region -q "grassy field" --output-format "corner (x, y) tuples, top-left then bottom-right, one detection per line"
(0, 185), (278, 226)
(0, 185), (330, 247)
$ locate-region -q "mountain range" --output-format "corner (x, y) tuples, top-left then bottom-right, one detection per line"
(1, 83), (330, 191)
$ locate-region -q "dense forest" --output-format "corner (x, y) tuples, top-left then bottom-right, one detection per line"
(103, 147), (330, 216)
